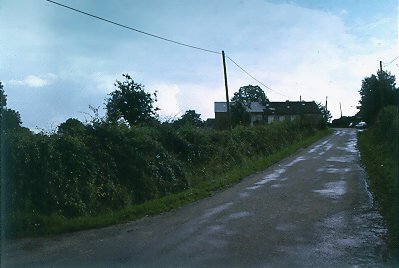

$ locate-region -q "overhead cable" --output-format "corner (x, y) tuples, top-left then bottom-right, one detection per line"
(45, 0), (292, 99)
(384, 55), (399, 67)
(226, 55), (292, 99)
(45, 0), (221, 55)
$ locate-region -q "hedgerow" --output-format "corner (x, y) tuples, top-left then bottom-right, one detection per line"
(358, 106), (398, 256)
(2, 118), (320, 237)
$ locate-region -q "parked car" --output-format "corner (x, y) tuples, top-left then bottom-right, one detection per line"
(355, 121), (367, 129)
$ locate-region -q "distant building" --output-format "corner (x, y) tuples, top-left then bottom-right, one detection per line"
(214, 101), (322, 129)
(263, 101), (322, 124)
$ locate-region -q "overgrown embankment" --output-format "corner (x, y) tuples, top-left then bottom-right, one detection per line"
(2, 121), (329, 237)
(358, 106), (399, 255)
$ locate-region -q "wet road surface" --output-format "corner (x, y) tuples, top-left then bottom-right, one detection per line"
(3, 129), (394, 267)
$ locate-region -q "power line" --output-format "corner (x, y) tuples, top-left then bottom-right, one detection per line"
(383, 55), (399, 67)
(226, 55), (292, 99)
(45, 0), (293, 99)
(45, 0), (221, 55)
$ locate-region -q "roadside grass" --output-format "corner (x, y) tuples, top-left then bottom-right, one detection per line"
(358, 131), (399, 257)
(13, 129), (332, 238)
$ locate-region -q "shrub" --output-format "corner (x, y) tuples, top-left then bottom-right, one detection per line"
(4, 117), (320, 238)
(358, 106), (399, 255)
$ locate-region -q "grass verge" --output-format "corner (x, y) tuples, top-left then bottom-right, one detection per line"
(358, 131), (399, 257)
(13, 128), (332, 238)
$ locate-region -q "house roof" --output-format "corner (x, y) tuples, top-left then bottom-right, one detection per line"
(264, 101), (321, 115)
(215, 101), (321, 115)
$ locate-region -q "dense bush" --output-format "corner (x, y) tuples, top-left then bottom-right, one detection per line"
(2, 117), (320, 236)
(358, 70), (398, 126)
(358, 106), (398, 255)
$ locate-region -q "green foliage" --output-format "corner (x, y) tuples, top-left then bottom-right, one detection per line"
(357, 71), (399, 255)
(173, 110), (204, 128)
(358, 106), (399, 255)
(84, 123), (188, 204)
(230, 85), (268, 126)
(230, 101), (251, 126)
(1, 82), (23, 132)
(231, 85), (269, 107)
(8, 127), (330, 238)
(0, 81), (6, 108)
(1, 79), (328, 238)
(106, 74), (159, 126)
(358, 70), (398, 126)
(373, 106), (399, 149)
(316, 102), (332, 129)
(1, 109), (22, 131)
(4, 117), (320, 235)
(58, 118), (86, 136)
(2, 122), (187, 237)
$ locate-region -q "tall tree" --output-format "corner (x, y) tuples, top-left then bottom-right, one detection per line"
(106, 74), (159, 126)
(0, 81), (6, 110)
(359, 70), (398, 125)
(231, 85), (269, 107)
(230, 85), (268, 126)
(174, 110), (204, 127)
(317, 102), (332, 129)
(58, 118), (86, 136)
(230, 101), (251, 126)
(0, 81), (22, 131)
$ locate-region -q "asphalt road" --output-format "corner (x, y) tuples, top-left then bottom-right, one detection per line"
(3, 129), (394, 267)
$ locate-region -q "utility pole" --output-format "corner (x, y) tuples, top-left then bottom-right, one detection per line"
(339, 102), (342, 118)
(299, 95), (303, 123)
(379, 61), (385, 108)
(324, 96), (328, 124)
(222, 50), (231, 130)
(325, 96), (328, 111)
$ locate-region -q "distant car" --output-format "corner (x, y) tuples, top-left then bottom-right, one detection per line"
(355, 121), (367, 129)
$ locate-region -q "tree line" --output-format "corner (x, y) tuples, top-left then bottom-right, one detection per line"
(358, 69), (399, 125)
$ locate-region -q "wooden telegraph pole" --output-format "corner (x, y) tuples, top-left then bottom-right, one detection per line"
(222, 50), (231, 130)
(325, 96), (328, 111)
(325, 96), (328, 123)
(340, 102), (342, 118)
(379, 61), (385, 108)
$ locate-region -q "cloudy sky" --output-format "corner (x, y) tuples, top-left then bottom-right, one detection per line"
(1, 0), (398, 130)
